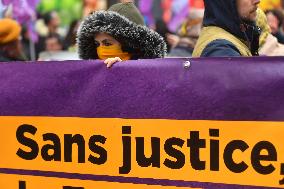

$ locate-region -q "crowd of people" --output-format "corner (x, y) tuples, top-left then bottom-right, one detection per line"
(0, 0), (284, 64)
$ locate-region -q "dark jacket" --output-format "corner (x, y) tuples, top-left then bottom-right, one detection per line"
(274, 31), (284, 44)
(195, 0), (261, 57)
(0, 51), (18, 62)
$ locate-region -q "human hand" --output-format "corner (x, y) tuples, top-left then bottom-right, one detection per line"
(104, 57), (122, 68)
(120, 0), (134, 2)
(166, 34), (180, 48)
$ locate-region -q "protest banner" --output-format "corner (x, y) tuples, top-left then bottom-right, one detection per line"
(0, 58), (283, 188)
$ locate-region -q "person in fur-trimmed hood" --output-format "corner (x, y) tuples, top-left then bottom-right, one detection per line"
(77, 2), (167, 68)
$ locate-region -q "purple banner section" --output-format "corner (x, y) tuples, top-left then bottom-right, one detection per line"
(0, 168), (278, 189)
(0, 57), (284, 121)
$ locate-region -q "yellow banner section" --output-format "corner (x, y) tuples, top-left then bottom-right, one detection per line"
(0, 174), (198, 189)
(0, 117), (284, 188)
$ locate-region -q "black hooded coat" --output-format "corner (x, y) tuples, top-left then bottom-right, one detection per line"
(196, 0), (261, 57)
(77, 3), (167, 60)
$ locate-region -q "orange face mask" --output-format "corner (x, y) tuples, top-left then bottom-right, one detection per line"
(97, 45), (131, 61)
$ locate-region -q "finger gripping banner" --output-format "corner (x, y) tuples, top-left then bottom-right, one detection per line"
(0, 57), (284, 189)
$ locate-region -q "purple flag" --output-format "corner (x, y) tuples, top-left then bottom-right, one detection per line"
(1, 0), (39, 42)
(139, 0), (155, 27)
(1, 0), (10, 5)
(168, 3), (189, 32)
(3, 0), (38, 23)
(0, 1), (6, 18)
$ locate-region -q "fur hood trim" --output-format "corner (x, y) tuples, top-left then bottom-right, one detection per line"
(77, 11), (167, 60)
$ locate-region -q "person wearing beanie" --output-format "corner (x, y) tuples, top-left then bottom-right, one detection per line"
(192, 0), (261, 57)
(77, 2), (167, 68)
(0, 18), (24, 62)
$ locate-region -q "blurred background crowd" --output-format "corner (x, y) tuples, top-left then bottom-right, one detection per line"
(0, 0), (284, 61)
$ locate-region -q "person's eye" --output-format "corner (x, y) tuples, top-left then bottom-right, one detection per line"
(105, 42), (112, 46)
(94, 41), (100, 47)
